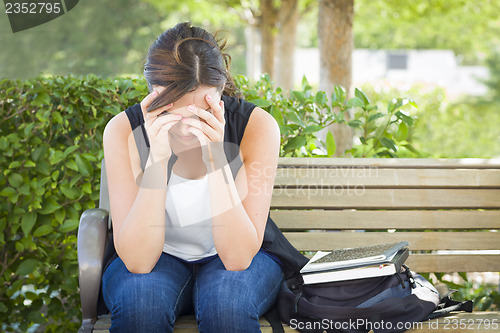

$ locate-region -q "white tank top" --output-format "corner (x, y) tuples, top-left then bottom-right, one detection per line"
(163, 171), (217, 261)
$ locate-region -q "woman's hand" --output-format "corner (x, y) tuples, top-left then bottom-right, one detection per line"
(141, 91), (181, 163)
(182, 95), (226, 170)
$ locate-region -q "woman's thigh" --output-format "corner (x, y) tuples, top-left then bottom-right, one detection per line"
(102, 252), (194, 333)
(194, 251), (284, 333)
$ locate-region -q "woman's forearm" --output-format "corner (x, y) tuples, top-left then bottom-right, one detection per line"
(209, 164), (261, 271)
(116, 158), (168, 273)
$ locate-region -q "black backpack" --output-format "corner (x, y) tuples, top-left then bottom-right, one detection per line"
(270, 266), (473, 333)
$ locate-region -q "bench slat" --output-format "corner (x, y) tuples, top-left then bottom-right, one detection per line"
(271, 189), (500, 209)
(407, 254), (500, 273)
(299, 254), (500, 273)
(93, 314), (289, 332)
(275, 168), (500, 188)
(271, 210), (500, 230)
(283, 231), (500, 251)
(406, 311), (500, 333)
(278, 157), (500, 169)
(93, 311), (500, 332)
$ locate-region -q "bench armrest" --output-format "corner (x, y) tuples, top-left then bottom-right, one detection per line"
(77, 208), (109, 332)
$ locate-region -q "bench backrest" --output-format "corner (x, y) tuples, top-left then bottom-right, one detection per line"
(270, 158), (500, 273)
(99, 157), (500, 273)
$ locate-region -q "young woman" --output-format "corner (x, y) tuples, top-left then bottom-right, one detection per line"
(100, 22), (306, 332)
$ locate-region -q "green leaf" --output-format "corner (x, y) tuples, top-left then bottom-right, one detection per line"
(0, 136), (8, 150)
(315, 91), (327, 106)
(69, 174), (83, 187)
(354, 88), (370, 105)
(270, 106), (284, 128)
(380, 137), (397, 152)
(403, 143), (420, 155)
(21, 212), (37, 236)
(395, 122), (409, 141)
(0, 302), (8, 313)
(32, 146), (48, 162)
(50, 150), (65, 165)
(303, 125), (323, 133)
(58, 219), (79, 233)
(34, 92), (51, 106)
(326, 131), (336, 156)
(348, 120), (363, 128)
(346, 97), (364, 108)
(0, 187), (16, 196)
(287, 111), (304, 126)
(24, 160), (36, 167)
(37, 160), (51, 176)
(332, 85), (344, 102)
(9, 161), (21, 169)
(82, 182), (92, 194)
(24, 123), (35, 136)
(247, 98), (271, 108)
(66, 159), (78, 172)
(283, 136), (307, 152)
(39, 197), (61, 215)
(75, 153), (93, 176)
(51, 170), (60, 181)
(8, 173), (23, 187)
(396, 111), (414, 126)
(301, 75), (312, 90)
(292, 91), (306, 104)
(52, 111), (63, 123)
(27, 309), (45, 324)
(16, 258), (40, 276)
(0, 218), (6, 233)
(15, 241), (24, 252)
(55, 209), (66, 223)
(60, 184), (79, 200)
(368, 112), (385, 122)
(33, 224), (53, 237)
(63, 145), (79, 158)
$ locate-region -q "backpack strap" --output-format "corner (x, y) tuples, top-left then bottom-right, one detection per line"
(264, 306), (285, 333)
(424, 296), (473, 320)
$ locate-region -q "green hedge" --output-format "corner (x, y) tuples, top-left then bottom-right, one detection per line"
(0, 74), (419, 332)
(0, 75), (149, 332)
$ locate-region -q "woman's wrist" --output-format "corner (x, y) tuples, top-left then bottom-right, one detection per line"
(140, 156), (168, 189)
(205, 142), (227, 173)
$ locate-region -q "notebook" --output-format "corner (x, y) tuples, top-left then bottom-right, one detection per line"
(300, 241), (409, 274)
(302, 247), (409, 284)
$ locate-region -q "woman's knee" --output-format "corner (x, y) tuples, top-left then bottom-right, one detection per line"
(103, 257), (193, 332)
(196, 299), (260, 332)
(107, 274), (178, 331)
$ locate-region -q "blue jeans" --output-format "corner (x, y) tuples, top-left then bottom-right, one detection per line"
(102, 251), (284, 333)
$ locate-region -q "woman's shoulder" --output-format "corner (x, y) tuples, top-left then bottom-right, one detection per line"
(103, 104), (141, 140)
(222, 95), (257, 119)
(103, 110), (131, 141)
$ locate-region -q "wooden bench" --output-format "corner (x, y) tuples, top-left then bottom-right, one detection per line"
(78, 158), (500, 333)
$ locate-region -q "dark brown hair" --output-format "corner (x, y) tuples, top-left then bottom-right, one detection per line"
(144, 22), (237, 112)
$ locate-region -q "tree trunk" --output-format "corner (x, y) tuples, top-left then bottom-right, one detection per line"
(259, 0), (279, 78)
(275, 0), (299, 92)
(318, 0), (354, 156)
(245, 25), (261, 81)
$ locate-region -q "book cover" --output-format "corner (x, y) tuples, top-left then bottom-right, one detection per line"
(300, 241), (409, 274)
(302, 248), (409, 285)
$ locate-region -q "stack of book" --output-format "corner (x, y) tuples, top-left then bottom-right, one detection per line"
(300, 241), (409, 285)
